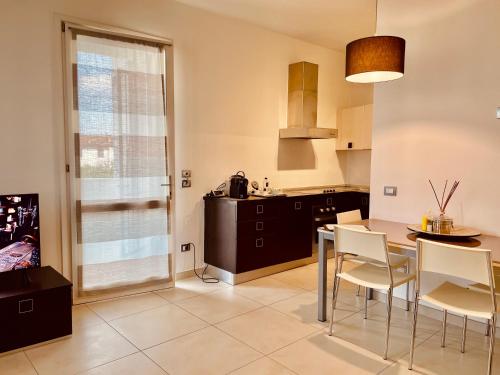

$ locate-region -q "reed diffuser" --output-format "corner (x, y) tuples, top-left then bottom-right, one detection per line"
(428, 179), (460, 234)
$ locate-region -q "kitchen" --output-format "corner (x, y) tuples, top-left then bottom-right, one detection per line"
(1, 0), (499, 374)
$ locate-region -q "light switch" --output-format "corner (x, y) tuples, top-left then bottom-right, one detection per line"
(384, 186), (397, 196)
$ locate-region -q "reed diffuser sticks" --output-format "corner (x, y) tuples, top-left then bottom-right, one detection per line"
(428, 179), (460, 215)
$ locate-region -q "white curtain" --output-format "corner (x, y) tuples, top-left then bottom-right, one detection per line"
(69, 29), (171, 296)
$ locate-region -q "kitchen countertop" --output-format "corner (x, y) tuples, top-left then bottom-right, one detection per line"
(284, 184), (370, 194)
(205, 185), (369, 201)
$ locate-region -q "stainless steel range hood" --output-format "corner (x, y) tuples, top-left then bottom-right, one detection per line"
(279, 61), (337, 139)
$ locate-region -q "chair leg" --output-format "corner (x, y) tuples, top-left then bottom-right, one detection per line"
(487, 314), (496, 375)
(383, 288), (393, 360)
(461, 315), (468, 353)
(328, 275), (340, 336)
(408, 291), (419, 370)
(441, 309), (447, 348)
(364, 286), (368, 319)
(356, 285), (361, 296)
(486, 319), (491, 337)
(405, 261), (410, 311)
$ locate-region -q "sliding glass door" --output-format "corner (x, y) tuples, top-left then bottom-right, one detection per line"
(63, 24), (174, 298)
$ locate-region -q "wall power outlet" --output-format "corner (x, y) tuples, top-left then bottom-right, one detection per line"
(181, 243), (191, 252)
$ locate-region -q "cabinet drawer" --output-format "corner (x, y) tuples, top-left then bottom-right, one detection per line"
(236, 235), (279, 273)
(283, 198), (311, 217)
(236, 200), (280, 221)
(237, 218), (279, 237)
(0, 286), (72, 353)
(310, 194), (336, 208)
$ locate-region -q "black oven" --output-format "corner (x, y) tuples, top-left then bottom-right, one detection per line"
(311, 205), (336, 253)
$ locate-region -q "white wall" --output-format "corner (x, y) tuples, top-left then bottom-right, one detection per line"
(1, 0), (372, 275)
(371, 0), (500, 236)
(339, 150), (371, 186)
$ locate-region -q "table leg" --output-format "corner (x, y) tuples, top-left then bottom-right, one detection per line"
(367, 288), (374, 300)
(318, 232), (328, 322)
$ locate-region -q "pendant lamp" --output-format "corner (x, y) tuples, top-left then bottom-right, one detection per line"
(345, 0), (405, 83)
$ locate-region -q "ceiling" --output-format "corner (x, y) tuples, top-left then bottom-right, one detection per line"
(175, 0), (376, 51)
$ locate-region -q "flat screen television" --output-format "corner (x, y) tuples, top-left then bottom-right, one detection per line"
(0, 194), (40, 273)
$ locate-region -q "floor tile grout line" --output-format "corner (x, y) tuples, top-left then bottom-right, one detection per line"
(211, 324), (271, 356)
(80, 289), (168, 307)
(262, 327), (324, 358)
(71, 352), (166, 375)
(140, 324), (212, 352)
(224, 355), (300, 375)
(171, 296), (266, 326)
(266, 301), (361, 330)
(263, 311), (441, 365)
(87, 297), (171, 323)
(139, 351), (171, 375)
(230, 287), (306, 306)
(375, 328), (444, 374)
(171, 286), (267, 312)
(102, 315), (144, 353)
(215, 307), (328, 358)
(22, 350), (40, 375)
(263, 356), (301, 375)
(153, 281), (231, 302)
(221, 355), (267, 375)
(153, 290), (204, 303)
(96, 293), (222, 353)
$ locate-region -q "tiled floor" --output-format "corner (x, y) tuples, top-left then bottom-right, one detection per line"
(2, 259), (500, 374)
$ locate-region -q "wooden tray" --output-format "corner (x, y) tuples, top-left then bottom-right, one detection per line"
(407, 224), (481, 238)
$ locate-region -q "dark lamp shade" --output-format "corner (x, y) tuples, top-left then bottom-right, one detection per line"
(345, 36), (405, 83)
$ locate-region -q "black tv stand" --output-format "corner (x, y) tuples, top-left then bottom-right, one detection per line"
(0, 266), (72, 353)
(21, 268), (32, 286)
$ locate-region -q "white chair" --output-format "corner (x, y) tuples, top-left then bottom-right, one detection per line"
(468, 266), (500, 337)
(329, 225), (415, 360)
(336, 210), (412, 311)
(409, 239), (497, 375)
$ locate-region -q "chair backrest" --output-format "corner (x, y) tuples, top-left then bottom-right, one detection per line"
(416, 238), (494, 288)
(337, 210), (362, 224)
(334, 224), (388, 264)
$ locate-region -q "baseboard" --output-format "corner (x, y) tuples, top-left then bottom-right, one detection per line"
(175, 268), (205, 281)
(0, 335), (72, 358)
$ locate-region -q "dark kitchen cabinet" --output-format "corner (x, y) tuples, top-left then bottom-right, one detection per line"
(204, 196), (309, 274)
(204, 191), (369, 275)
(278, 197), (312, 264)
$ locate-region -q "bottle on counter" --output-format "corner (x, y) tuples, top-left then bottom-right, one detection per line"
(421, 213), (428, 231)
(421, 210), (433, 232)
(426, 210), (434, 232)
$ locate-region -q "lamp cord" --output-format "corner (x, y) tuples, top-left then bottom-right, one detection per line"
(189, 242), (219, 284)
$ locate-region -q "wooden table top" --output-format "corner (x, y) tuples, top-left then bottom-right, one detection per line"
(320, 218), (500, 264)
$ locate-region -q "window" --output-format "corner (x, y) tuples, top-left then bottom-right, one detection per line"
(62, 23), (174, 298)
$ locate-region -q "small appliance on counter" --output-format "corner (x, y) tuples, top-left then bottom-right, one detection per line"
(249, 177), (286, 197)
(229, 171), (248, 199)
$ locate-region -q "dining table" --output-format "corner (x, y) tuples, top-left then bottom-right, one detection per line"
(317, 218), (500, 322)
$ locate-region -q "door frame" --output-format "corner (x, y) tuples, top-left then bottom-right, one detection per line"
(60, 18), (176, 303)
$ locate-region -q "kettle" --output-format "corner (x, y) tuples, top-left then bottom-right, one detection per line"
(229, 171), (248, 199)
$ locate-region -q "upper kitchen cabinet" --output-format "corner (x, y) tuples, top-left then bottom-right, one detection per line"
(336, 104), (373, 150)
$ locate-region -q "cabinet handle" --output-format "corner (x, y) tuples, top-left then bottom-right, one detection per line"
(256, 205), (264, 214)
(256, 238), (264, 248)
(19, 299), (33, 314)
(256, 221), (264, 231)
(294, 201), (302, 210)
(326, 198), (333, 206)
